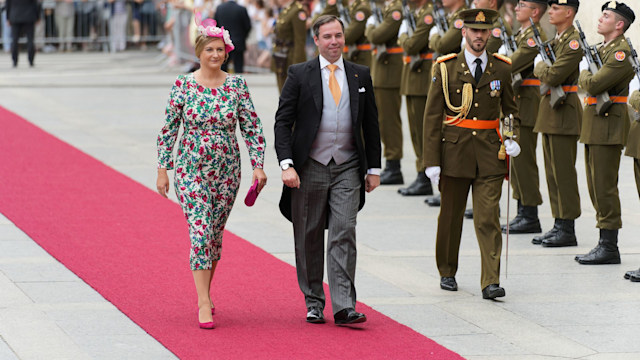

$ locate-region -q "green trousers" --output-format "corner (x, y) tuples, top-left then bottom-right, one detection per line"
(436, 174), (503, 290)
(374, 87), (402, 161)
(542, 133), (581, 220)
(585, 144), (623, 230)
(510, 126), (542, 206)
(406, 95), (427, 172)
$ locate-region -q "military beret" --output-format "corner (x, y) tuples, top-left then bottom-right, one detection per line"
(548, 0), (579, 9)
(602, 1), (635, 24)
(458, 8), (499, 30)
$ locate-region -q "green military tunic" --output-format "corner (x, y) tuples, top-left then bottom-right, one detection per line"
(311, 0), (349, 22)
(533, 25), (583, 221)
(508, 23), (546, 207)
(344, 0), (373, 67)
(272, 1), (308, 93)
(485, 14), (511, 54)
(578, 35), (635, 230)
(423, 51), (519, 290)
(365, 0), (404, 161)
(429, 6), (466, 56)
(398, 3), (434, 172)
(627, 90), (640, 196)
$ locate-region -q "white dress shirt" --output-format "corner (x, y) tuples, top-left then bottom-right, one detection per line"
(464, 48), (488, 75)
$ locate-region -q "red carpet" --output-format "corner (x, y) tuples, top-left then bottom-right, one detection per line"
(0, 106), (464, 360)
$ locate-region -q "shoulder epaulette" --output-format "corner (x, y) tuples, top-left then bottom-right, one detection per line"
(493, 53), (512, 65)
(436, 53), (458, 63)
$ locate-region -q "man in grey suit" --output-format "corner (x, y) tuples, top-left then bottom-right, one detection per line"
(274, 15), (382, 326)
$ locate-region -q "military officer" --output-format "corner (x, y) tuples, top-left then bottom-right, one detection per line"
(472, 0), (512, 54)
(344, 0), (373, 67)
(531, 0), (582, 247)
(574, 2), (635, 265)
(424, 0), (467, 207)
(423, 8), (520, 299)
(501, 0), (548, 234)
(365, 0), (406, 184)
(272, 0), (309, 93)
(624, 88), (640, 281)
(396, 0), (435, 196)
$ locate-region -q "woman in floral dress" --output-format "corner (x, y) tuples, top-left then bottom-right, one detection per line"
(156, 17), (267, 329)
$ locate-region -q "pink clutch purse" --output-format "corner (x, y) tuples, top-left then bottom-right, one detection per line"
(244, 179), (259, 206)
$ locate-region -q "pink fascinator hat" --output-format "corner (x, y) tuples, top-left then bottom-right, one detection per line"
(195, 12), (235, 53)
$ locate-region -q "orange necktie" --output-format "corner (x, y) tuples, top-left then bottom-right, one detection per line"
(327, 64), (341, 106)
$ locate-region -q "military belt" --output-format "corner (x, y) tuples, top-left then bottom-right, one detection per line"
(546, 85), (578, 95)
(584, 96), (627, 105)
(402, 53), (434, 64)
(373, 47), (403, 55)
(446, 116), (499, 129)
(343, 44), (373, 52)
(520, 79), (541, 87)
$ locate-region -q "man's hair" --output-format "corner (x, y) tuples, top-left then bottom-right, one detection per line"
(312, 15), (344, 38)
(532, 2), (547, 14)
(613, 13), (632, 32)
(496, 0), (504, 9)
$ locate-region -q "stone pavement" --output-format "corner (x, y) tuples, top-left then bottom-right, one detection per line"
(1, 51), (640, 360)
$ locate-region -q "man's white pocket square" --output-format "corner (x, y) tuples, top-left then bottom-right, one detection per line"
(358, 87), (366, 93)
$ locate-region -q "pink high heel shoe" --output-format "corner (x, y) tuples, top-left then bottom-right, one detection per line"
(199, 321), (215, 329)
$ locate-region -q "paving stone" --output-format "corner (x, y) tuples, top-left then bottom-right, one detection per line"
(0, 336), (19, 360)
(17, 282), (106, 304)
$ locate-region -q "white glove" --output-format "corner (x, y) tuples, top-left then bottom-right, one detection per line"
(629, 77), (640, 93)
(504, 139), (521, 157)
(534, 54), (543, 68)
(312, 2), (322, 16)
(579, 57), (589, 72)
(366, 16), (376, 27)
(425, 166), (441, 186)
(429, 25), (439, 38)
(497, 44), (508, 55)
(398, 21), (408, 37)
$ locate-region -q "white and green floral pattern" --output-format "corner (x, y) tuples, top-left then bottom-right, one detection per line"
(157, 73), (265, 270)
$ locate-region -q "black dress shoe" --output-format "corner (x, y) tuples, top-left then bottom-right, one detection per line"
(532, 219), (561, 245)
(625, 268), (640, 279)
(380, 160), (404, 185)
(542, 219), (577, 247)
(501, 205), (541, 234)
(306, 306), (325, 324)
(398, 172), (432, 196)
(482, 284), (505, 299)
(464, 209), (473, 219)
(334, 308), (366, 326)
(575, 229), (620, 264)
(631, 272), (640, 282)
(425, 194), (441, 206)
(440, 277), (457, 291)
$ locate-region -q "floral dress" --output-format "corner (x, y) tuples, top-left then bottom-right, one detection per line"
(157, 73), (265, 270)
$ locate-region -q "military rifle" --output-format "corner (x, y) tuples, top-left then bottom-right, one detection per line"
(530, 17), (566, 109)
(627, 37), (640, 120)
(576, 21), (612, 116)
(369, 0), (387, 59)
(402, 0), (425, 70)
(337, 0), (350, 25)
(498, 17), (522, 88)
(433, 1), (448, 36)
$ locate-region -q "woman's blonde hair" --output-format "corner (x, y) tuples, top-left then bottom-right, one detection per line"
(194, 35), (229, 63)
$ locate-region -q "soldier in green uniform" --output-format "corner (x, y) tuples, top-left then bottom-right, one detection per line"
(531, 0), (582, 247)
(423, 8), (520, 299)
(574, 2), (635, 265)
(272, 0), (309, 93)
(624, 88), (640, 281)
(500, 0), (547, 234)
(396, 0), (435, 195)
(365, 0), (406, 184)
(344, 0), (373, 67)
(472, 0), (512, 54)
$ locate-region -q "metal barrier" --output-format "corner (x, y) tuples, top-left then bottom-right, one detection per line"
(1, 0), (165, 53)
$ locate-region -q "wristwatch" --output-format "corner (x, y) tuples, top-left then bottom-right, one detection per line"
(281, 163), (292, 171)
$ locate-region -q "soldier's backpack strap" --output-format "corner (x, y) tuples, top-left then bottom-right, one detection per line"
(437, 54), (473, 125)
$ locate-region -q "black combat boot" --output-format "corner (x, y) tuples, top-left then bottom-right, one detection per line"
(502, 203), (542, 234)
(425, 194), (441, 206)
(532, 218), (561, 245)
(380, 160), (404, 185)
(398, 171), (433, 196)
(542, 219), (578, 247)
(575, 229), (621, 264)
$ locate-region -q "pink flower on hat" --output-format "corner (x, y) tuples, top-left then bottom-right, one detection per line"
(195, 12), (235, 53)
